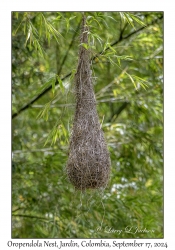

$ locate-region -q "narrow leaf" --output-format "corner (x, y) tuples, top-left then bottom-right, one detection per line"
(51, 79), (56, 94)
(126, 73), (137, 90)
(57, 76), (64, 93)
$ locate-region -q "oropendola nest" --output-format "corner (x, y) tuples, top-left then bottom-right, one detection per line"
(66, 16), (111, 190)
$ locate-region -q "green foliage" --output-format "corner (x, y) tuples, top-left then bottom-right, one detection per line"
(120, 12), (146, 29)
(12, 11), (163, 238)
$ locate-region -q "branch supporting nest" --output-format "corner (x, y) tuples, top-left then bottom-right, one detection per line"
(66, 15), (111, 190)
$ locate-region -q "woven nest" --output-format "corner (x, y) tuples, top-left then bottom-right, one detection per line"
(66, 15), (111, 190)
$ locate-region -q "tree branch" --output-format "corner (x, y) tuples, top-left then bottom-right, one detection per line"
(12, 15), (163, 119)
(107, 101), (129, 123)
(115, 101), (129, 117)
(12, 207), (24, 213)
(12, 213), (50, 221)
(92, 14), (163, 61)
(57, 20), (81, 76)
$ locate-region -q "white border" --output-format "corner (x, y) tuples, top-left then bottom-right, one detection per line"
(0, 1), (174, 249)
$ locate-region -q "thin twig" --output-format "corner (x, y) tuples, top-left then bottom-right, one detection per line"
(12, 214), (50, 221)
(12, 207), (24, 213)
(57, 19), (81, 75)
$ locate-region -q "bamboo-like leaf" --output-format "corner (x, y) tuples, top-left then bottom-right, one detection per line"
(14, 12), (19, 19)
(25, 26), (31, 46)
(51, 78), (56, 94)
(126, 72), (137, 90)
(69, 69), (76, 81)
(89, 32), (103, 47)
(33, 39), (45, 58)
(69, 16), (76, 21)
(52, 131), (58, 145)
(37, 92), (58, 121)
(108, 44), (116, 53)
(39, 14), (43, 37)
(113, 55), (133, 62)
(41, 13), (63, 44)
(37, 102), (50, 120)
(24, 19), (45, 57)
(66, 18), (70, 33)
(120, 12), (146, 29)
(132, 75), (149, 90)
(119, 12), (126, 24)
(34, 77), (56, 97)
(123, 13), (135, 30)
(61, 123), (67, 138)
(54, 13), (62, 21)
(92, 17), (102, 29)
(44, 123), (58, 146)
(43, 122), (68, 147)
(28, 19), (39, 36)
(50, 127), (58, 146)
(103, 42), (108, 52)
(57, 76), (64, 93)
(13, 17), (26, 36)
(129, 13), (146, 27)
(106, 15), (118, 22)
(65, 16), (76, 32)
(94, 13), (109, 27)
(80, 43), (90, 50)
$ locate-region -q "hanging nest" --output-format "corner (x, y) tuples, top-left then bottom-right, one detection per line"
(66, 15), (111, 190)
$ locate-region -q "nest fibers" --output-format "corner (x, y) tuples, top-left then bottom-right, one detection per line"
(66, 15), (111, 190)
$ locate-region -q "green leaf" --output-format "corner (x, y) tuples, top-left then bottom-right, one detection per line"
(119, 12), (126, 24)
(25, 26), (31, 45)
(61, 123), (67, 138)
(120, 12), (146, 29)
(69, 16), (76, 21)
(34, 77), (55, 97)
(87, 16), (93, 21)
(108, 44), (116, 53)
(113, 89), (117, 97)
(65, 18), (70, 32)
(43, 122), (59, 146)
(54, 14), (62, 21)
(113, 55), (133, 63)
(13, 17), (25, 36)
(126, 72), (138, 90)
(129, 13), (146, 27)
(123, 13), (135, 30)
(89, 32), (103, 47)
(94, 13), (109, 27)
(69, 69), (76, 81)
(65, 16), (76, 32)
(57, 76), (64, 93)
(41, 13), (63, 44)
(51, 79), (56, 94)
(14, 12), (19, 19)
(37, 102), (50, 120)
(106, 15), (118, 22)
(92, 17), (102, 29)
(33, 39), (45, 58)
(132, 75), (149, 90)
(79, 43), (89, 50)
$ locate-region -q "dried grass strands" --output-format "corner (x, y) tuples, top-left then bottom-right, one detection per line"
(66, 15), (111, 190)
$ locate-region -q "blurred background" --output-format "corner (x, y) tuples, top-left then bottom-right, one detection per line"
(12, 11), (163, 238)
